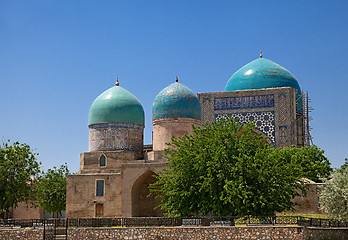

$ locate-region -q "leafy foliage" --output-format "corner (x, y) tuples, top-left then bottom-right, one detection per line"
(151, 118), (308, 217)
(339, 158), (348, 171)
(273, 145), (332, 183)
(0, 141), (41, 218)
(35, 164), (69, 214)
(319, 168), (348, 218)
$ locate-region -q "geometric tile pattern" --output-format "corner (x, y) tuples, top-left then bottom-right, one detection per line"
(279, 126), (288, 144)
(214, 94), (274, 110)
(202, 97), (214, 122)
(278, 93), (287, 124)
(215, 111), (275, 145)
(89, 123), (143, 152)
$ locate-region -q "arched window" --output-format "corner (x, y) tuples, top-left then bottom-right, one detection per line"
(99, 154), (106, 167)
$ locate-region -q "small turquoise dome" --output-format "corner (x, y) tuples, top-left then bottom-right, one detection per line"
(153, 81), (201, 120)
(89, 84), (145, 126)
(225, 58), (302, 112)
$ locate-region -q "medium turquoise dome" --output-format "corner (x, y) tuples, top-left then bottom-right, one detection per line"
(89, 85), (145, 126)
(225, 58), (302, 112)
(153, 81), (201, 120)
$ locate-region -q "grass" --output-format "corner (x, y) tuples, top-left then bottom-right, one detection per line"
(278, 212), (329, 219)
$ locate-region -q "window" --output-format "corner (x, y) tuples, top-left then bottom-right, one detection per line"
(96, 180), (104, 196)
(99, 154), (106, 167)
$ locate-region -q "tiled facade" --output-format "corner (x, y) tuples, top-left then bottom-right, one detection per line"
(198, 87), (303, 148)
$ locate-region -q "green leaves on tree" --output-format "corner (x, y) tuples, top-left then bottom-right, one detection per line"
(151, 118), (331, 217)
(0, 141), (41, 218)
(35, 164), (69, 214)
(319, 168), (348, 218)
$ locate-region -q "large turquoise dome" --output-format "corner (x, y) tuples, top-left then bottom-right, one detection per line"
(89, 84), (145, 126)
(225, 58), (302, 112)
(153, 80), (201, 120)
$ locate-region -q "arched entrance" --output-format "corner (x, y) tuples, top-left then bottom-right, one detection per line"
(131, 170), (164, 217)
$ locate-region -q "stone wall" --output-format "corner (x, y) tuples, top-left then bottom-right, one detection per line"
(304, 227), (348, 240)
(0, 228), (42, 240)
(1, 226), (347, 240)
(69, 226), (305, 240)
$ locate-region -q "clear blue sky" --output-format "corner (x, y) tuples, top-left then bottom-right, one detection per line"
(1, 0), (347, 172)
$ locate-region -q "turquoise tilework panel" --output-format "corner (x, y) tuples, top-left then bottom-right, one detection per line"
(153, 82), (201, 120)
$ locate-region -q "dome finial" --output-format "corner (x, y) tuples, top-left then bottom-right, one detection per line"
(260, 50), (263, 58)
(176, 76), (178, 82)
(115, 76), (119, 86)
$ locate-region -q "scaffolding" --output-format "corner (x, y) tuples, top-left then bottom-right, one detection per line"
(301, 91), (313, 146)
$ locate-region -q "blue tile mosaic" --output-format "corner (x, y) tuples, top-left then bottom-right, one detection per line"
(214, 94), (274, 110)
(215, 111), (275, 146)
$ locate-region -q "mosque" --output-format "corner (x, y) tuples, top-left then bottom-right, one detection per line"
(66, 53), (316, 218)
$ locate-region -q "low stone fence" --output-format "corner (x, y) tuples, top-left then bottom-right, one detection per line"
(304, 227), (348, 240)
(69, 226), (304, 239)
(67, 226), (348, 240)
(0, 228), (43, 240)
(1, 225), (347, 240)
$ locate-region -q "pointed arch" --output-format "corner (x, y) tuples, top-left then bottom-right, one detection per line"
(131, 170), (164, 217)
(99, 154), (106, 167)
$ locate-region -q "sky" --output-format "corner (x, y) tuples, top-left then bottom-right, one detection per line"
(1, 0), (347, 173)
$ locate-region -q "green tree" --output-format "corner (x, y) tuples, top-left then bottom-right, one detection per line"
(274, 145), (332, 182)
(0, 141), (41, 218)
(339, 158), (348, 171)
(151, 119), (307, 217)
(35, 164), (69, 214)
(319, 168), (348, 218)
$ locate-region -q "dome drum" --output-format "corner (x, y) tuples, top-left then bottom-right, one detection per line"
(152, 117), (201, 151)
(89, 122), (144, 152)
